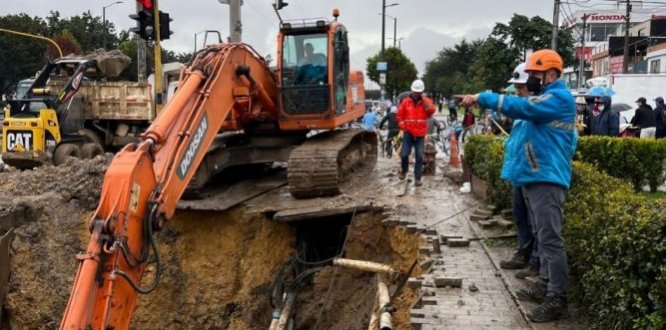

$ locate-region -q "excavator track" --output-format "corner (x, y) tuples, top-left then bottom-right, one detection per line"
(288, 129), (377, 199)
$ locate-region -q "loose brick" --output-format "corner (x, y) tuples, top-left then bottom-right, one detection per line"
(434, 277), (463, 288)
(432, 239), (441, 254)
(495, 218), (515, 230)
(440, 234), (463, 243)
(407, 278), (422, 289)
(447, 238), (470, 247)
(478, 220), (497, 229)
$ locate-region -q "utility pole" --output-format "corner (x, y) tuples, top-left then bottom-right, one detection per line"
(230, 0), (242, 42)
(381, 0), (386, 53)
(623, 0), (632, 73)
(136, 1), (147, 83)
(393, 17), (397, 48)
(552, 0), (561, 50)
(153, 0), (164, 113)
(578, 13), (594, 89)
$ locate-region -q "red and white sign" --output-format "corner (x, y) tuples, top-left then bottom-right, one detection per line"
(589, 14), (627, 23)
(610, 56), (624, 74)
(652, 14), (666, 20)
(576, 47), (593, 62)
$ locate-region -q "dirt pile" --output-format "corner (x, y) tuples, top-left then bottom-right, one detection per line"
(0, 155), (110, 329)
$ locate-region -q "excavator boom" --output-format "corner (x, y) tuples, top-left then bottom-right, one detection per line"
(59, 43), (278, 329)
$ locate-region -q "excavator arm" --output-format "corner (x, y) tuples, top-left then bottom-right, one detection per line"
(59, 43), (279, 329)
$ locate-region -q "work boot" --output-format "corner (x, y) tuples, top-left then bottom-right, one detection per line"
(399, 172), (406, 180)
(499, 253), (528, 269)
(527, 293), (568, 323)
(515, 267), (539, 280)
(415, 179), (423, 187)
(516, 281), (547, 304)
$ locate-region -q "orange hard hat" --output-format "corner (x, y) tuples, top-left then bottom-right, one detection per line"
(526, 49), (564, 73)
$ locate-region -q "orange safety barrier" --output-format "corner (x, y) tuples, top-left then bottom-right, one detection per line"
(449, 131), (461, 167)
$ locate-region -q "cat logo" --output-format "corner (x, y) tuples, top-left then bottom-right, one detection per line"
(6, 131), (33, 151)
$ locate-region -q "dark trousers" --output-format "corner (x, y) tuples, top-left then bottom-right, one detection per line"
(386, 129), (399, 157)
(656, 127), (666, 139)
(514, 187), (539, 270)
(522, 183), (568, 296)
(400, 132), (424, 180)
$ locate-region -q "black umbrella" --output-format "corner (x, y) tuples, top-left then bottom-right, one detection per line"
(611, 103), (632, 112)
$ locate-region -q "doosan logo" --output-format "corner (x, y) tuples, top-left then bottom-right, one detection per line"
(590, 14), (626, 21)
(177, 113), (208, 179)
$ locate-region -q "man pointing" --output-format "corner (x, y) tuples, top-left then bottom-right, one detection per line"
(458, 49), (577, 323)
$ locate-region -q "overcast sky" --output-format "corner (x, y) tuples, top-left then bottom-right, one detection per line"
(3, 0), (620, 85)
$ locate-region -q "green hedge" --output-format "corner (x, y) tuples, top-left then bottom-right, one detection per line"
(576, 136), (666, 192)
(464, 136), (666, 329)
(463, 135), (512, 210)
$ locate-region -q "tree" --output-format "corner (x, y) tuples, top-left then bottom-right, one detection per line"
(46, 10), (119, 52)
(0, 14), (48, 96)
(422, 39), (483, 97)
(366, 47), (418, 98)
(467, 38), (521, 93)
(45, 29), (83, 58)
(492, 14), (575, 66)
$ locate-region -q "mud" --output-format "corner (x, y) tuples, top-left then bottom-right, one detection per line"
(1, 154), (422, 329)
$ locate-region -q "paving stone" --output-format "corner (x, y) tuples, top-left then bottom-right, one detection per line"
(434, 277), (463, 288)
(431, 239), (441, 254)
(440, 234), (463, 242)
(407, 278), (423, 289)
(495, 218), (515, 230)
(447, 238), (470, 247)
(420, 258), (434, 272)
(477, 219), (497, 229)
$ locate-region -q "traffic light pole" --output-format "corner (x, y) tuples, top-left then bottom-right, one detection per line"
(153, 0), (164, 113)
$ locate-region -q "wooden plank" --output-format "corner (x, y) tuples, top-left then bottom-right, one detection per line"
(272, 203), (378, 222)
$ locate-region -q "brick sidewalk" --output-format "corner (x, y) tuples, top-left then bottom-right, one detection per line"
(384, 168), (530, 329)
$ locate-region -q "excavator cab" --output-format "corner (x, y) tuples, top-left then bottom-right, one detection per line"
(277, 13), (365, 130)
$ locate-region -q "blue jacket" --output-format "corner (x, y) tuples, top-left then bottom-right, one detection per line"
(500, 119), (525, 183)
(590, 96), (619, 137)
(362, 112), (378, 131)
(478, 80), (578, 189)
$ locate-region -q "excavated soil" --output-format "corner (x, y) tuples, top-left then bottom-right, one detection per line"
(0, 156), (423, 329)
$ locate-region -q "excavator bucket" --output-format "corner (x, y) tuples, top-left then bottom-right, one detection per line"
(0, 228), (14, 324)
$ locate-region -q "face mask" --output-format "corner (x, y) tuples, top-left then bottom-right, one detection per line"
(526, 76), (542, 94)
(598, 105), (605, 111)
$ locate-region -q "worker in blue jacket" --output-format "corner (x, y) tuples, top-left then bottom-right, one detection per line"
(458, 49), (577, 323)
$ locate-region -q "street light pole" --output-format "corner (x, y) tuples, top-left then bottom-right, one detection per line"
(578, 13), (594, 89)
(379, 13), (398, 49)
(103, 1), (123, 50)
(381, 2), (398, 53)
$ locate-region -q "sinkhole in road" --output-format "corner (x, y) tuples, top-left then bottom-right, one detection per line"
(2, 203), (423, 329)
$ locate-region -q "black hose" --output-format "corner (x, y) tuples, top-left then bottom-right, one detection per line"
(114, 204), (162, 294)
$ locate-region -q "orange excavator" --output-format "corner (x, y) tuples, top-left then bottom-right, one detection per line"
(59, 10), (376, 329)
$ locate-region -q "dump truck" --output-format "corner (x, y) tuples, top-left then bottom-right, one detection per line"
(1, 53), (154, 169)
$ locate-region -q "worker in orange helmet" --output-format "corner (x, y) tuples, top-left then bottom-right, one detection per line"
(458, 49), (577, 323)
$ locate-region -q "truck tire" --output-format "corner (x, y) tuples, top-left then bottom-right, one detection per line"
(82, 128), (103, 146)
(53, 143), (81, 166)
(81, 143), (104, 159)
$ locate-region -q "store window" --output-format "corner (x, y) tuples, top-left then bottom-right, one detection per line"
(650, 59), (661, 73)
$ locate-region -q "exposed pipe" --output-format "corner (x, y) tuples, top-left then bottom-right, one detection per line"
(276, 293), (295, 330)
(377, 277), (392, 330)
(332, 258), (396, 275)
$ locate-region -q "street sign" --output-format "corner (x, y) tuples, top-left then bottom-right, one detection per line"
(377, 62), (388, 72)
(379, 73), (386, 85)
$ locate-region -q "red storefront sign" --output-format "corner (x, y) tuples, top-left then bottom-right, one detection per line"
(610, 56), (624, 74)
(576, 47), (593, 61)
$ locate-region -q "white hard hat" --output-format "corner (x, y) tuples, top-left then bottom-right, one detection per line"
(507, 63), (528, 84)
(410, 79), (425, 93)
(575, 96), (586, 105)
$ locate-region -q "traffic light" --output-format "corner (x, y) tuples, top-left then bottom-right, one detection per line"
(275, 0), (288, 10)
(158, 11), (173, 41)
(130, 8), (155, 40)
